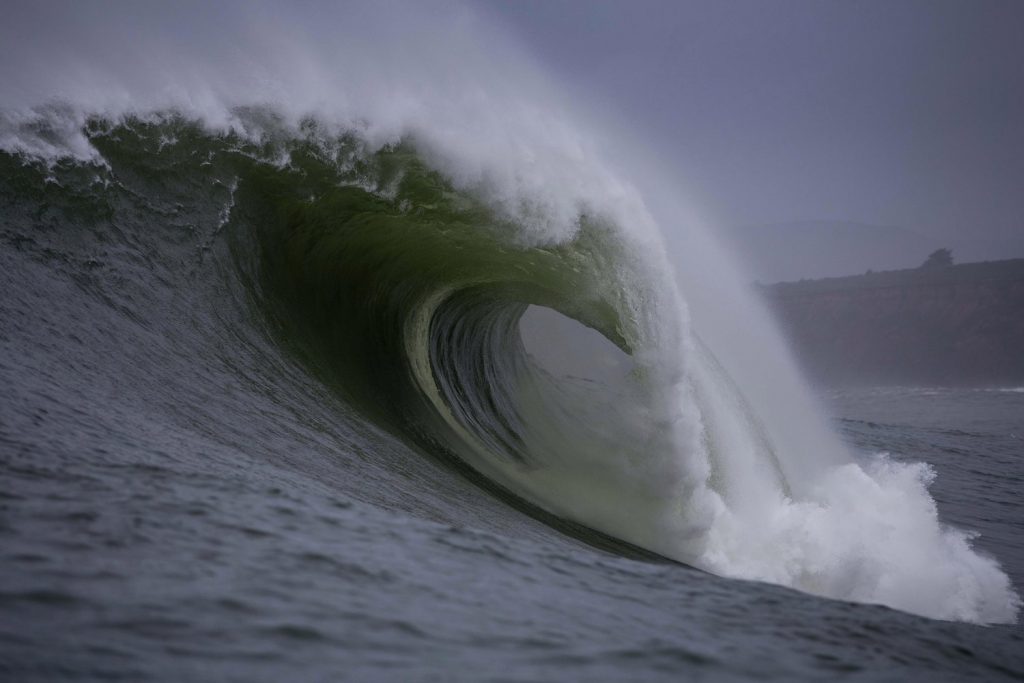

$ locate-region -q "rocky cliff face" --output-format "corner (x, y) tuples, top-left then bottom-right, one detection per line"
(763, 259), (1024, 386)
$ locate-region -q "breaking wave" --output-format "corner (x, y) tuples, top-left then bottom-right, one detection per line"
(1, 1), (1017, 624)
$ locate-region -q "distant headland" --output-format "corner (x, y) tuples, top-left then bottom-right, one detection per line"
(761, 256), (1024, 386)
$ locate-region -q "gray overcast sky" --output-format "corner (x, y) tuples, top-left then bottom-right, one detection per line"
(477, 0), (1024, 253)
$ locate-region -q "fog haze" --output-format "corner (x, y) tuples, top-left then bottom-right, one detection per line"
(480, 0), (1024, 279)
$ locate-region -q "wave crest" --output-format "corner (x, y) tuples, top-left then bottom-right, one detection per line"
(2, 106), (1018, 624)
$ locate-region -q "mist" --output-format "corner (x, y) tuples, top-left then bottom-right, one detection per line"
(480, 0), (1024, 281)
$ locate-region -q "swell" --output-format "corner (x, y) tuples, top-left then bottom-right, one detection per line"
(2, 110), (1019, 625)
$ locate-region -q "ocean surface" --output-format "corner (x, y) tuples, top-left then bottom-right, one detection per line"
(1, 115), (1022, 681)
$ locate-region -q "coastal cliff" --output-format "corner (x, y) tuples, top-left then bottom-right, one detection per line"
(762, 259), (1024, 386)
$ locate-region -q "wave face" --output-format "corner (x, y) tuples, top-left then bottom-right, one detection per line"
(3, 111), (1016, 625)
(0, 3), (1018, 625)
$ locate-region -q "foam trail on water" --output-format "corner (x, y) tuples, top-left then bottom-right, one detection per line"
(1, 0), (1018, 624)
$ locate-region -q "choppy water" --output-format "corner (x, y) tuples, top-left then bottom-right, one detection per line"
(3, 321), (1024, 682)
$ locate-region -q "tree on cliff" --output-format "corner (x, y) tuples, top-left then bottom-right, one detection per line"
(921, 248), (953, 269)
